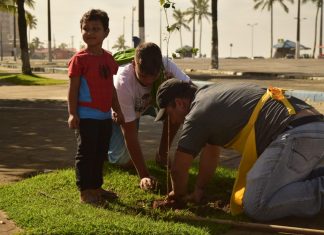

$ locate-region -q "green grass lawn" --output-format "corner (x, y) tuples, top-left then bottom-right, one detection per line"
(0, 73), (67, 85)
(0, 163), (245, 234)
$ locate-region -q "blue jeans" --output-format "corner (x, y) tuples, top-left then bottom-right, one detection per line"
(107, 120), (139, 165)
(243, 121), (324, 221)
(108, 106), (157, 165)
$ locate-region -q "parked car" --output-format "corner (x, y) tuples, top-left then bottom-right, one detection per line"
(285, 54), (294, 59)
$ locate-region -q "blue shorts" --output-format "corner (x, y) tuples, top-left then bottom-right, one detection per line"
(108, 106), (157, 165)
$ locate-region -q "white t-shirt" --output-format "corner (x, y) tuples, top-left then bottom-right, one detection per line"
(114, 57), (191, 123)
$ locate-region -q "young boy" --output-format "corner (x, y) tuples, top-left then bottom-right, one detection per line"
(108, 42), (191, 190)
(68, 9), (124, 205)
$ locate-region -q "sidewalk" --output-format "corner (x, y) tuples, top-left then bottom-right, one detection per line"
(175, 58), (324, 78)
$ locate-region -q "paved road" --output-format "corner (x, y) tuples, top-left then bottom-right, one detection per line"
(175, 58), (324, 76)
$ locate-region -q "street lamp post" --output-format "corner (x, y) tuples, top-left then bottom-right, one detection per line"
(0, 23), (3, 61)
(71, 35), (74, 50)
(132, 6), (136, 47)
(48, 0), (52, 62)
(123, 16), (126, 38)
(295, 0), (301, 59)
(160, 8), (162, 51)
(247, 23), (257, 59)
(229, 43), (233, 57)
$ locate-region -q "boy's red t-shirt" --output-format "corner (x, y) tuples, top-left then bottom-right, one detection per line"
(68, 50), (119, 112)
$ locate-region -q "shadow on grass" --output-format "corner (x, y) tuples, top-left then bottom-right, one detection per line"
(103, 162), (324, 232)
(0, 73), (66, 85)
(2, 161), (323, 234)
(0, 72), (19, 76)
(102, 162), (238, 234)
(0, 72), (44, 77)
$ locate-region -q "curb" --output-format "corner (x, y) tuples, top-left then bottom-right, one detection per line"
(184, 69), (324, 80)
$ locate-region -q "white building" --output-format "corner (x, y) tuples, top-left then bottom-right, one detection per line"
(0, 11), (19, 57)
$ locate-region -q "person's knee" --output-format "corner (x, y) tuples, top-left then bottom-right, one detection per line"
(244, 200), (286, 222)
(244, 204), (264, 221)
(243, 194), (271, 221)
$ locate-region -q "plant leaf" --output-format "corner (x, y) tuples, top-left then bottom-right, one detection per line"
(163, 3), (170, 8)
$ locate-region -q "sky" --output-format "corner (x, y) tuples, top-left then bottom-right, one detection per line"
(29, 0), (321, 58)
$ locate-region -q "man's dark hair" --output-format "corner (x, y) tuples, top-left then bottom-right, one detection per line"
(168, 86), (197, 107)
(155, 79), (197, 122)
(166, 85), (197, 108)
(80, 9), (109, 31)
(135, 42), (162, 76)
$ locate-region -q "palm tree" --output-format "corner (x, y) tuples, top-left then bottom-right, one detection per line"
(302, 0), (321, 58)
(58, 42), (68, 49)
(29, 37), (42, 57)
(170, 9), (190, 48)
(185, 0), (198, 50)
(26, 12), (37, 44)
(17, 0), (32, 74)
(211, 0), (218, 69)
(254, 0), (293, 58)
(112, 35), (129, 51)
(196, 0), (211, 57)
(31, 37), (44, 49)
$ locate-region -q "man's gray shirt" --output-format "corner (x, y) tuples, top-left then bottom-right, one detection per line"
(178, 83), (312, 157)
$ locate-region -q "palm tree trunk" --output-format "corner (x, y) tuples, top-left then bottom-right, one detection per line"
(270, 5), (273, 58)
(13, 0), (17, 61)
(0, 23), (3, 61)
(17, 0), (32, 74)
(319, 0), (323, 56)
(211, 0), (218, 69)
(199, 21), (202, 57)
(180, 29), (183, 48)
(139, 0), (145, 42)
(312, 5), (319, 58)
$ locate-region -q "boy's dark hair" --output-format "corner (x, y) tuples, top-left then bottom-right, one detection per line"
(135, 42), (162, 76)
(80, 9), (109, 31)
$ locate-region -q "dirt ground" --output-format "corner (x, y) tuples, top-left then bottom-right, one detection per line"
(1, 59), (324, 234)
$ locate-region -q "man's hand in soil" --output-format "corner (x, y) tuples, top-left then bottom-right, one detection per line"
(152, 191), (187, 210)
(185, 187), (204, 204)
